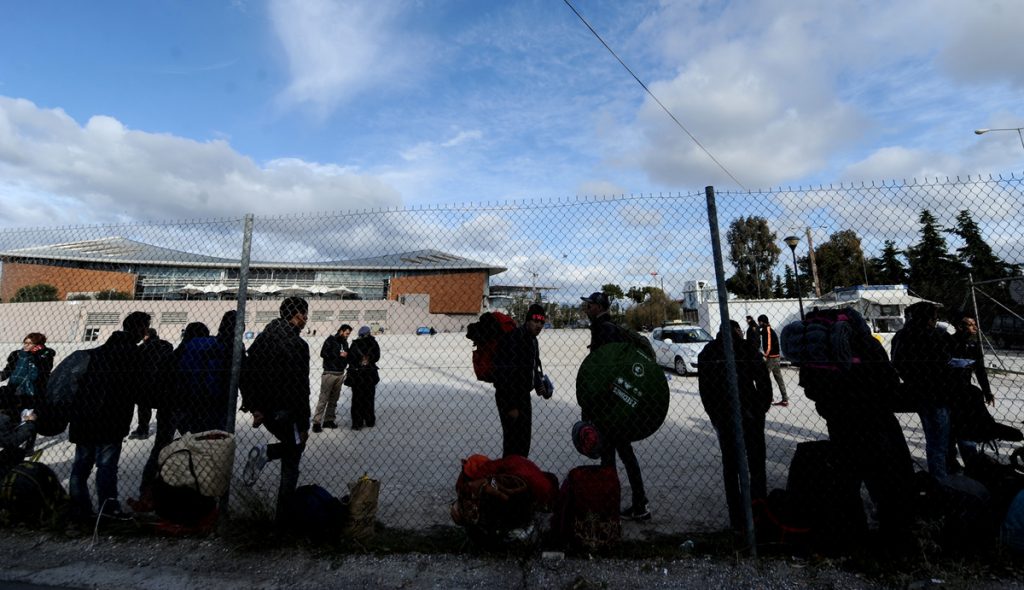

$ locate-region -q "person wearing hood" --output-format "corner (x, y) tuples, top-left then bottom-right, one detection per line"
(346, 325), (381, 430)
(240, 297), (311, 521)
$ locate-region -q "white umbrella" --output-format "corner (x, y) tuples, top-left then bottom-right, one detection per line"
(179, 283), (204, 295)
(276, 284), (312, 296)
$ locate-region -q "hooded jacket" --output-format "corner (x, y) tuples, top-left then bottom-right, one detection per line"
(697, 334), (773, 427)
(241, 318), (311, 427)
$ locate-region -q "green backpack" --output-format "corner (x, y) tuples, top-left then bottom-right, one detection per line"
(576, 340), (669, 442)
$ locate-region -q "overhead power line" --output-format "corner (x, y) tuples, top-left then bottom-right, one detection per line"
(562, 0), (746, 190)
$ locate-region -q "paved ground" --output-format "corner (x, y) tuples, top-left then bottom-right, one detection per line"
(20, 330), (1024, 536)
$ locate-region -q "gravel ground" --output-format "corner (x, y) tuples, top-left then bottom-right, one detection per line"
(2, 527), (1024, 590)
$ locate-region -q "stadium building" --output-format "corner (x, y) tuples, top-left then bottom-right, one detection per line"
(0, 237), (507, 343)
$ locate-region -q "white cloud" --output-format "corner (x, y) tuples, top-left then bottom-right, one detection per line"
(400, 129), (483, 162)
(0, 97), (402, 227)
(269, 0), (430, 115)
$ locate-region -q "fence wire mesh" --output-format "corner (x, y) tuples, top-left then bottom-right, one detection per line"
(1, 175), (1023, 541)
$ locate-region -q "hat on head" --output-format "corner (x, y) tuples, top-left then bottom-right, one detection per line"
(572, 421), (604, 459)
(580, 291), (610, 309)
(527, 303), (547, 323)
(358, 325), (371, 337)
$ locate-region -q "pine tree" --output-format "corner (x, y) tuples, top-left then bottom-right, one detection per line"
(725, 216), (781, 299)
(905, 210), (964, 309)
(870, 240), (908, 285)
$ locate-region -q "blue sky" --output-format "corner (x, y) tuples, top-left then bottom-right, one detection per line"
(0, 0), (1022, 230)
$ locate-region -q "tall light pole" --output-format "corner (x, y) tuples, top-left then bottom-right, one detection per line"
(975, 127), (1024, 152)
(784, 235), (804, 319)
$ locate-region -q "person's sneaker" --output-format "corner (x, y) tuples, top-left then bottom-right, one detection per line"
(621, 503), (652, 521)
(323, 421), (338, 429)
(128, 428), (150, 440)
(243, 444), (269, 486)
(772, 400), (789, 407)
(311, 423), (323, 433)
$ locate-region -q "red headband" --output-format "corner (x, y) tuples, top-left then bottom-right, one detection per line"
(530, 314), (546, 322)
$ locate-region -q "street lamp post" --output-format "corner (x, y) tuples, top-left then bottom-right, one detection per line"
(975, 127), (1024, 152)
(783, 235), (804, 319)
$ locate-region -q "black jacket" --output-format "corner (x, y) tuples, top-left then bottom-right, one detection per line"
(69, 331), (146, 445)
(242, 318), (311, 427)
(759, 326), (781, 358)
(494, 325), (542, 409)
(320, 334), (350, 373)
(587, 312), (625, 352)
(892, 324), (956, 404)
(697, 335), (773, 428)
(0, 412), (35, 470)
(346, 335), (380, 387)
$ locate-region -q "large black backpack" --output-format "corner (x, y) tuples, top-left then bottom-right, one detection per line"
(0, 461), (69, 528)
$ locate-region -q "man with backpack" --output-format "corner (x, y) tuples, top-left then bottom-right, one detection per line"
(698, 320), (773, 531)
(312, 324), (351, 433)
(241, 297), (311, 522)
(789, 307), (917, 548)
(493, 303), (549, 458)
(68, 311), (150, 521)
(581, 291), (651, 521)
(757, 315), (789, 407)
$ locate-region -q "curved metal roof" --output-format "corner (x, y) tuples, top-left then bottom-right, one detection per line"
(0, 237), (507, 276)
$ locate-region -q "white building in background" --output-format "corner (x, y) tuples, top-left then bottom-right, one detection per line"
(685, 282), (929, 340)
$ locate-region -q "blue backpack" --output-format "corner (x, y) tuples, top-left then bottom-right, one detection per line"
(7, 351), (40, 398)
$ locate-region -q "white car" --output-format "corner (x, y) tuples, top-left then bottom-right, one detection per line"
(649, 325), (714, 375)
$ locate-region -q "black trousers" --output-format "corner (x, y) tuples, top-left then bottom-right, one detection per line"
(714, 410), (767, 530)
(495, 391), (531, 458)
(351, 382), (376, 428)
(601, 437), (646, 508)
(262, 414), (306, 521)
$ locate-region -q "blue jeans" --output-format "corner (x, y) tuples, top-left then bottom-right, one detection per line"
(69, 442), (123, 517)
(919, 405), (951, 481)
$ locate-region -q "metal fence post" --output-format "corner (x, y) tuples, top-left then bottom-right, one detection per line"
(704, 185), (757, 556)
(221, 213), (253, 518)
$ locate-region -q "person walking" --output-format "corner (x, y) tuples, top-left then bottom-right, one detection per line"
(758, 315), (789, 406)
(240, 297), (311, 522)
(346, 326), (381, 430)
(493, 303), (549, 458)
(312, 324), (351, 433)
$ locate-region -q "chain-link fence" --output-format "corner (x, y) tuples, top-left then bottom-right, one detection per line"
(1, 175), (1023, 544)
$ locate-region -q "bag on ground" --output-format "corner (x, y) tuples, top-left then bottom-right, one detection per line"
(158, 430), (235, 497)
(451, 470), (533, 537)
(0, 461), (68, 528)
(551, 465), (621, 551)
(786, 440), (867, 550)
(344, 475), (380, 541)
(288, 484), (347, 541)
(152, 478), (217, 526)
(1002, 490), (1024, 554)
(466, 311), (517, 382)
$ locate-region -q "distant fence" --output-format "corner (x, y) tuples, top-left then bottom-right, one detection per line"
(2, 175), (1023, 546)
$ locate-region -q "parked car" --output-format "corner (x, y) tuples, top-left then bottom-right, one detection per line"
(988, 314), (1024, 348)
(649, 325), (713, 375)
